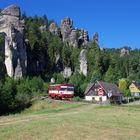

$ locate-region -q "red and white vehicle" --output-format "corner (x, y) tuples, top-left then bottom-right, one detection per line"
(48, 84), (74, 99)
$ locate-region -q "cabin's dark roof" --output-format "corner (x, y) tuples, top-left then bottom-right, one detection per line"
(133, 82), (140, 90)
(84, 83), (94, 95)
(97, 81), (120, 95)
(85, 80), (121, 96)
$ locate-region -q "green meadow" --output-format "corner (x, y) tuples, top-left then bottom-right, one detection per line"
(0, 100), (140, 140)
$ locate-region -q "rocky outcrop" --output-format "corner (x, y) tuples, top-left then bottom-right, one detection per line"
(1, 5), (20, 17)
(120, 48), (130, 57)
(49, 22), (58, 35)
(93, 32), (99, 44)
(60, 17), (90, 48)
(39, 25), (46, 33)
(79, 49), (87, 76)
(78, 29), (89, 47)
(60, 17), (79, 47)
(60, 17), (73, 42)
(0, 5), (27, 78)
(69, 29), (78, 47)
(62, 67), (72, 78)
(93, 32), (100, 48)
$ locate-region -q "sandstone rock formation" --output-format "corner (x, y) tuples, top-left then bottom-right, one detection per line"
(0, 5), (27, 78)
(63, 67), (72, 78)
(60, 17), (73, 42)
(49, 22), (58, 35)
(69, 29), (78, 47)
(120, 48), (130, 57)
(50, 77), (55, 84)
(39, 25), (46, 33)
(93, 32), (98, 44)
(60, 17), (90, 48)
(78, 29), (89, 47)
(79, 49), (87, 76)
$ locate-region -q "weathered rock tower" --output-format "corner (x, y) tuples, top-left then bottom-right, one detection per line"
(0, 5), (27, 78)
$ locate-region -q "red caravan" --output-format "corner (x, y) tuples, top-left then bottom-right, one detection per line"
(48, 84), (74, 99)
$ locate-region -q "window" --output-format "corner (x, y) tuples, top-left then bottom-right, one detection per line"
(60, 87), (74, 91)
(67, 87), (74, 91)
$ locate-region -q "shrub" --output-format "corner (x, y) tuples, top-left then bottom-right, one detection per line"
(72, 96), (82, 102)
(0, 78), (16, 113)
(0, 76), (45, 115)
(15, 93), (31, 111)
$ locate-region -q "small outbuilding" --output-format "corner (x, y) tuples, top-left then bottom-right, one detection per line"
(85, 80), (122, 103)
(129, 82), (140, 97)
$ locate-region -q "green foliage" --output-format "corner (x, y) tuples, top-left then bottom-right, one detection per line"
(122, 89), (131, 97)
(0, 78), (16, 113)
(0, 77), (45, 115)
(119, 79), (127, 91)
(52, 73), (65, 84)
(69, 73), (87, 97)
(104, 65), (116, 83)
(1, 14), (140, 114)
(72, 96), (82, 102)
(90, 69), (102, 83)
(62, 43), (72, 67)
(70, 47), (80, 71)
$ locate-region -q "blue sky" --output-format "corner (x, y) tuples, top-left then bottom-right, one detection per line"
(0, 0), (140, 48)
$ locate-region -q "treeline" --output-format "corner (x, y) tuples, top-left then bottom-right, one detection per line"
(0, 14), (140, 114)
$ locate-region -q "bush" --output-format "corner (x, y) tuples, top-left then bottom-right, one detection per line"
(72, 96), (82, 102)
(15, 93), (31, 111)
(0, 77), (16, 114)
(0, 76), (45, 115)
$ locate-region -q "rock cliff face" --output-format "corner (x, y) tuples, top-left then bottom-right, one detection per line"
(60, 17), (90, 48)
(79, 49), (87, 76)
(62, 67), (72, 78)
(0, 5), (100, 78)
(93, 32), (98, 44)
(60, 17), (73, 42)
(69, 29), (78, 47)
(78, 29), (89, 47)
(60, 17), (79, 47)
(0, 5), (27, 78)
(120, 48), (130, 57)
(49, 22), (59, 35)
(39, 25), (46, 33)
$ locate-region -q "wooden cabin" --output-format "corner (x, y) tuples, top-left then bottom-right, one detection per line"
(85, 80), (122, 103)
(129, 82), (140, 97)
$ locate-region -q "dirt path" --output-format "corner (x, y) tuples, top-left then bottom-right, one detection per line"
(0, 103), (99, 126)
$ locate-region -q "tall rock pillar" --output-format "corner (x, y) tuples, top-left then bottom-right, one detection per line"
(0, 5), (27, 78)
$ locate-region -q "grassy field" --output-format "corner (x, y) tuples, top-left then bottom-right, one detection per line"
(0, 100), (140, 140)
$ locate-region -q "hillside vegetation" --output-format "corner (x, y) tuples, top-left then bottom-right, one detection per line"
(0, 14), (140, 114)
